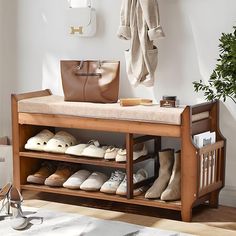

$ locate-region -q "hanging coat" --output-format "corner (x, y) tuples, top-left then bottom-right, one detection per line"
(117, 0), (164, 87)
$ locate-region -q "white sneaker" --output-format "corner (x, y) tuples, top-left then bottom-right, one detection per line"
(116, 169), (148, 196)
(81, 140), (107, 158)
(116, 143), (148, 162)
(104, 146), (119, 160)
(80, 172), (108, 191)
(100, 170), (125, 194)
(63, 170), (91, 189)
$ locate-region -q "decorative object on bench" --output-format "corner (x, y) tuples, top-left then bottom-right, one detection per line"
(161, 150), (181, 201)
(80, 172), (108, 191)
(27, 161), (57, 185)
(24, 129), (54, 151)
(145, 149), (174, 199)
(63, 169), (91, 190)
(61, 60), (120, 103)
(160, 96), (177, 108)
(100, 170), (125, 194)
(44, 163), (77, 187)
(44, 131), (77, 154)
(119, 98), (153, 106)
(66, 0), (96, 37)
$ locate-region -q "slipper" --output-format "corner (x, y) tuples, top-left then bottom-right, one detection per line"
(44, 131), (77, 153)
(63, 169), (91, 189)
(81, 140), (107, 158)
(25, 129), (54, 151)
(80, 172), (108, 191)
(65, 143), (88, 156)
(115, 143), (148, 162)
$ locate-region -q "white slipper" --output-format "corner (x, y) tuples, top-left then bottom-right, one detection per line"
(80, 172), (108, 191)
(44, 131), (77, 153)
(116, 143), (148, 162)
(81, 140), (107, 158)
(65, 143), (88, 156)
(104, 146), (119, 160)
(25, 129), (54, 151)
(63, 169), (91, 189)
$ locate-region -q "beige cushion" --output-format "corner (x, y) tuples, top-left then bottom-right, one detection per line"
(18, 95), (186, 125)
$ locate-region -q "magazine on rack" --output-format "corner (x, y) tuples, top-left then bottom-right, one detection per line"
(193, 131), (216, 188)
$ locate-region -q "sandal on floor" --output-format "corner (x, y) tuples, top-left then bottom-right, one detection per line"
(25, 129), (54, 151)
(44, 131), (77, 153)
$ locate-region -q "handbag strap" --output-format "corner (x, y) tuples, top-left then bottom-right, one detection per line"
(68, 0), (92, 8)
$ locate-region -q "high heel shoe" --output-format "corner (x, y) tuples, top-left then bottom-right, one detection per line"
(9, 186), (29, 230)
(0, 183), (12, 216)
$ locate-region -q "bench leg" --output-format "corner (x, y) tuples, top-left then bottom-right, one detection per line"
(181, 206), (192, 222)
(209, 190), (220, 208)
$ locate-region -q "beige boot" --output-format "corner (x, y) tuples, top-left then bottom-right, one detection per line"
(145, 149), (174, 199)
(161, 150), (181, 201)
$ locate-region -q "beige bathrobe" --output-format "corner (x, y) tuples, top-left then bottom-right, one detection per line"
(117, 0), (164, 87)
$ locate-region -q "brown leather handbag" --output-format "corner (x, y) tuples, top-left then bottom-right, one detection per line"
(61, 60), (120, 103)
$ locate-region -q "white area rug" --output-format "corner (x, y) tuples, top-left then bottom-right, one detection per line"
(0, 207), (193, 236)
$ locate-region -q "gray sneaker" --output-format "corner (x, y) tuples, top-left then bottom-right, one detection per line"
(100, 170), (125, 194)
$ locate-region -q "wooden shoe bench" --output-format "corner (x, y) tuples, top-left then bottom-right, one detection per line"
(11, 89), (226, 222)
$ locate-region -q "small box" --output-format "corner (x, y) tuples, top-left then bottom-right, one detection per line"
(160, 96), (177, 108)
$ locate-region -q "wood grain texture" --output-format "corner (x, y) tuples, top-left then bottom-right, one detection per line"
(18, 113), (182, 137)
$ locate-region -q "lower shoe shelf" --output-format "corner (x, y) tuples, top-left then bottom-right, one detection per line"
(21, 184), (182, 211)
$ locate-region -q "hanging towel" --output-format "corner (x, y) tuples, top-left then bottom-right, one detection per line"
(117, 0), (165, 87)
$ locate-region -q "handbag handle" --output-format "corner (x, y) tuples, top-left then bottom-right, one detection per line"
(68, 0), (92, 8)
(76, 60), (102, 70)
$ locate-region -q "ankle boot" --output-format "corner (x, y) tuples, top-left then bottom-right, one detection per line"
(10, 187), (29, 230)
(145, 149), (174, 199)
(161, 150), (181, 201)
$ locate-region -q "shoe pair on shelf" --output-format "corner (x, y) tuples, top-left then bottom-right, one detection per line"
(63, 170), (108, 191)
(25, 130), (77, 153)
(27, 161), (77, 187)
(100, 169), (148, 196)
(145, 149), (181, 201)
(65, 140), (108, 158)
(0, 183), (29, 230)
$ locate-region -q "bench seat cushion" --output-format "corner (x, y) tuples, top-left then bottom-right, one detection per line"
(18, 95), (186, 125)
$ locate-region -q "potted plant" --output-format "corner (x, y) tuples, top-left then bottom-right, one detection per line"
(193, 26), (236, 103)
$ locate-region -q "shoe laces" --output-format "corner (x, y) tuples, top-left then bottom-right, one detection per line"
(110, 171), (124, 182)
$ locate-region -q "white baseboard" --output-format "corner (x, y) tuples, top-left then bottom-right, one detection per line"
(219, 186), (236, 207)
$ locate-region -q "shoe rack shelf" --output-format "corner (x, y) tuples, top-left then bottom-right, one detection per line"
(12, 90), (226, 222)
(19, 151), (156, 169)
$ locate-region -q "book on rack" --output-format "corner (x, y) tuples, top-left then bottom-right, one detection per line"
(193, 131), (216, 188)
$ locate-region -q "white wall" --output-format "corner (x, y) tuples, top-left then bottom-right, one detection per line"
(0, 0), (235, 206)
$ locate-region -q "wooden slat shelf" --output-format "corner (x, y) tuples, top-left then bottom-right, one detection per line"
(21, 184), (182, 211)
(19, 151), (155, 169)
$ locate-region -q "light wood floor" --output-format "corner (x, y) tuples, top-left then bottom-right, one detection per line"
(22, 191), (236, 236)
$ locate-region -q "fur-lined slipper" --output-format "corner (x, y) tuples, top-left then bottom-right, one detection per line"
(25, 129), (54, 151)
(44, 131), (77, 153)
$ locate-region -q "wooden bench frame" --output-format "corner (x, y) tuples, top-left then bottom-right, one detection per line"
(11, 89), (226, 221)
